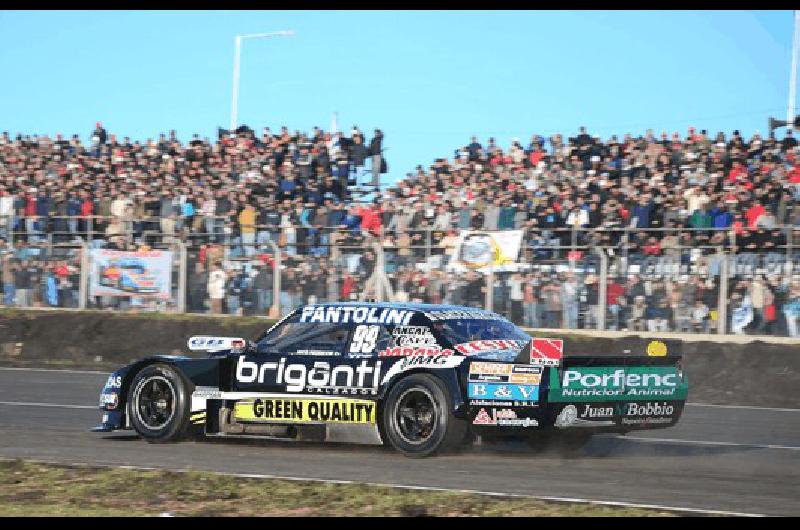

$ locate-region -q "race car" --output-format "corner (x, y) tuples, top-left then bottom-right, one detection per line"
(93, 303), (689, 457)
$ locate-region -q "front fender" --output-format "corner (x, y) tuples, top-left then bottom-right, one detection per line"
(93, 354), (194, 432)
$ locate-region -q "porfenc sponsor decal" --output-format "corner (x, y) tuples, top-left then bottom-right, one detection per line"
(528, 338), (563, 367)
(234, 398), (376, 424)
(300, 306), (413, 326)
(549, 366), (688, 402)
(236, 357), (382, 395)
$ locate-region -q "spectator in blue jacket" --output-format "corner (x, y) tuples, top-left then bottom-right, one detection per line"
(66, 191), (81, 237)
(710, 201), (734, 228)
(342, 206), (361, 235)
(630, 197), (654, 229)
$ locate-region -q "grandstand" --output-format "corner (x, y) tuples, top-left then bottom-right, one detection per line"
(0, 123), (798, 338)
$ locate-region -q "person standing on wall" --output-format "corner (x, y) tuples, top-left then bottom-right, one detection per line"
(368, 129), (384, 187)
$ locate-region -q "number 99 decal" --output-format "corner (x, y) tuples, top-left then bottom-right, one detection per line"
(350, 325), (380, 354)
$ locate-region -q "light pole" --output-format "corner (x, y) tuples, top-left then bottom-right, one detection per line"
(230, 30), (295, 132)
(788, 11), (800, 131)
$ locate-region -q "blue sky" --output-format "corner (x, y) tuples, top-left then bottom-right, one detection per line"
(0, 10), (796, 185)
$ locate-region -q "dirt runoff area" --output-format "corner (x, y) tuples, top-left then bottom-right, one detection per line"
(0, 309), (798, 408)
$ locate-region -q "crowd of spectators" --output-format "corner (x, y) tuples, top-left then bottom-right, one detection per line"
(0, 122), (386, 248)
(2, 121), (800, 336)
(2, 122), (799, 253)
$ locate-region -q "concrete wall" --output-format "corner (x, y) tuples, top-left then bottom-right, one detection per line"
(1, 310), (797, 407)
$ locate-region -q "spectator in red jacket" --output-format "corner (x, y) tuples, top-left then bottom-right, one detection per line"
(607, 279), (626, 330)
(745, 201), (765, 228)
(358, 203), (383, 237)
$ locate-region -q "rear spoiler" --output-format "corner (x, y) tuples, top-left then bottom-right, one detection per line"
(514, 336), (683, 364)
(558, 355), (683, 367)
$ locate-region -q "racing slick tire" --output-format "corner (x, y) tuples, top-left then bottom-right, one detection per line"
(382, 374), (467, 458)
(128, 363), (193, 443)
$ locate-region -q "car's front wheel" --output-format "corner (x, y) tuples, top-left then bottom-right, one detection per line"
(128, 363), (192, 443)
(382, 374), (467, 458)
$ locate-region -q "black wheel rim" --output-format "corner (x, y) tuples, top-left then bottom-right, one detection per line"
(134, 375), (176, 430)
(393, 388), (438, 445)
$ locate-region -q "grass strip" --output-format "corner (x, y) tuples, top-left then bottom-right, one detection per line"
(0, 459), (688, 517)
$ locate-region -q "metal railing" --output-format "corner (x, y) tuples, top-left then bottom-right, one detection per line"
(1, 224), (799, 338)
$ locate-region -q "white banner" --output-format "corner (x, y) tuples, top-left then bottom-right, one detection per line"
(89, 249), (173, 300)
(447, 230), (524, 274)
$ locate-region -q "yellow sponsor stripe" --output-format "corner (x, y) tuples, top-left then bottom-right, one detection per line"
(234, 398), (376, 424)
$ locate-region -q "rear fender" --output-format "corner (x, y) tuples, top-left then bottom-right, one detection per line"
(378, 360), (467, 417)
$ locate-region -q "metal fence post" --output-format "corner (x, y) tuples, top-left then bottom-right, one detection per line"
(174, 240), (187, 313)
(267, 239), (281, 317)
(425, 228), (431, 264)
(718, 247), (728, 335)
(78, 240), (89, 310)
(593, 247), (607, 331)
(374, 241), (384, 302)
(787, 226), (793, 261)
(485, 264), (494, 312)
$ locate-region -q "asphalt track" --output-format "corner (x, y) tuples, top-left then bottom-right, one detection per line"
(1, 368), (798, 516)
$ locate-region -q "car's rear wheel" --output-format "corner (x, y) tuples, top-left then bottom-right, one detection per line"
(128, 363), (192, 443)
(382, 374), (467, 458)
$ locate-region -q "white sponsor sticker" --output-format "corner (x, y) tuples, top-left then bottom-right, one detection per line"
(379, 355), (465, 384)
(300, 306), (413, 325)
(187, 336), (247, 352)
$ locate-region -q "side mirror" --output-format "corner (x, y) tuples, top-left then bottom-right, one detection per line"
(255, 340), (279, 356)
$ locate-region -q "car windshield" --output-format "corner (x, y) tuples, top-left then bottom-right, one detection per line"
(432, 318), (530, 361)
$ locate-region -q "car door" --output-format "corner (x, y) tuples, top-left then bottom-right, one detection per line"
(233, 312), (385, 397)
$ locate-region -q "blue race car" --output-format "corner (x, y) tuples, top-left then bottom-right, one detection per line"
(93, 303), (688, 457)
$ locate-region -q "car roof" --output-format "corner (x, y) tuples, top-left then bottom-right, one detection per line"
(299, 302), (497, 314)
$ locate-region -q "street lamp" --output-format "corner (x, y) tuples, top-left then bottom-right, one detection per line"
(788, 10), (799, 131)
(230, 30), (295, 131)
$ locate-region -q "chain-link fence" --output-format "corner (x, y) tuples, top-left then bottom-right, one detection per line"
(2, 224), (800, 339)
(0, 242), (84, 309)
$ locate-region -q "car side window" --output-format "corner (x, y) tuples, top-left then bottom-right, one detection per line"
(256, 316), (351, 357)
